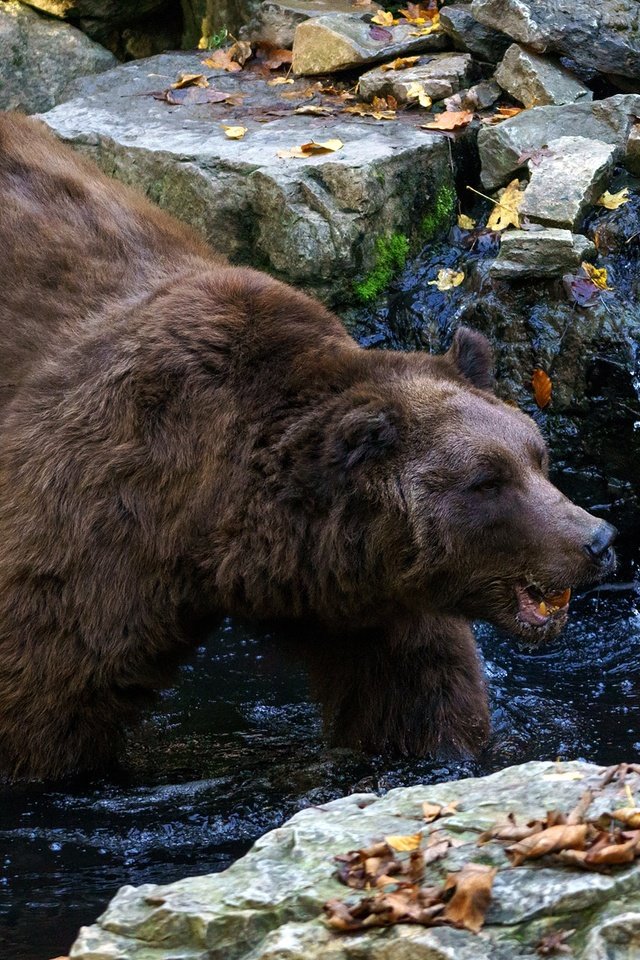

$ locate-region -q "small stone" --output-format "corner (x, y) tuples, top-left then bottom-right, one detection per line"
(0, 0), (116, 114)
(359, 52), (473, 103)
(519, 136), (615, 230)
(242, 0), (380, 49)
(495, 44), (592, 108)
(490, 227), (595, 279)
(478, 94), (640, 190)
(439, 4), (511, 63)
(445, 79), (500, 111)
(626, 122), (640, 176)
(291, 13), (448, 76)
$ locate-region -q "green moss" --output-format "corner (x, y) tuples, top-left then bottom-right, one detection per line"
(354, 232), (410, 303)
(420, 182), (457, 240)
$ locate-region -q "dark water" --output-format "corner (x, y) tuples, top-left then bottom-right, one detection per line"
(4, 200), (640, 959)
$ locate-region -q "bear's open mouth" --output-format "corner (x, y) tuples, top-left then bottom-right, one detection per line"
(514, 582), (572, 628)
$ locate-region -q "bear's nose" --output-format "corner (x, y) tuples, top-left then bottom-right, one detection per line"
(583, 521), (617, 562)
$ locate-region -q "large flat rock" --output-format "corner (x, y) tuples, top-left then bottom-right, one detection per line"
(359, 52), (474, 103)
(0, 0), (116, 114)
(67, 760), (640, 959)
(38, 53), (454, 304)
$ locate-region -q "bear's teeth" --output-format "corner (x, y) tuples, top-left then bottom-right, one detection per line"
(537, 601), (549, 616)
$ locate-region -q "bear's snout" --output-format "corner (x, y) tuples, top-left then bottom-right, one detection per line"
(583, 521), (617, 570)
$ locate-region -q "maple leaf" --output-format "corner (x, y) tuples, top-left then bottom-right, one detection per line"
(409, 13), (441, 35)
(385, 832), (422, 851)
(457, 213), (476, 230)
(421, 110), (473, 132)
(370, 24), (394, 40)
(422, 800), (459, 822)
(487, 179), (524, 231)
(563, 272), (600, 307)
(371, 10), (398, 25)
(581, 261), (612, 290)
(263, 48), (293, 70)
(381, 55), (420, 71)
(405, 82), (432, 108)
(532, 369), (552, 409)
(201, 48), (243, 72)
(428, 268), (464, 291)
(222, 125), (247, 139)
(399, 0), (439, 21)
(277, 138), (343, 158)
(344, 96), (397, 119)
(442, 863), (496, 933)
(171, 73), (208, 89)
(481, 105), (524, 125)
(597, 187), (630, 209)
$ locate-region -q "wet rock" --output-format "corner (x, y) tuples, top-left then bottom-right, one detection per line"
(20, 0), (164, 22)
(491, 227), (595, 279)
(38, 52), (454, 305)
(444, 78), (500, 111)
(67, 760), (640, 960)
(0, 1), (116, 114)
(291, 13), (448, 76)
(182, 0), (262, 46)
(471, 0), (640, 82)
(478, 95), (640, 190)
(626, 122), (640, 177)
(495, 43), (592, 108)
(242, 0), (379, 48)
(519, 136), (615, 230)
(439, 4), (511, 63)
(359, 52), (474, 104)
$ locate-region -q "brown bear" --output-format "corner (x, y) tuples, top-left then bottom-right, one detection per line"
(0, 113), (616, 780)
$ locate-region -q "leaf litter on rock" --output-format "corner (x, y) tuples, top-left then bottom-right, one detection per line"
(344, 96), (397, 120)
(277, 138), (344, 159)
(597, 187), (630, 209)
(421, 110), (474, 132)
(532, 369), (552, 409)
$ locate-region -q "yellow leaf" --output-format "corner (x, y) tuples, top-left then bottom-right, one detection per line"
(222, 125), (247, 139)
(427, 268), (464, 291)
(405, 81), (432, 109)
(409, 13), (440, 35)
(597, 188), (630, 210)
(457, 213), (476, 230)
(486, 178), (524, 231)
(582, 261), (612, 290)
(277, 138), (343, 158)
(371, 10), (398, 24)
(267, 76), (294, 86)
(171, 72), (208, 89)
(385, 832), (422, 851)
(380, 56), (420, 71)
(344, 99), (396, 120)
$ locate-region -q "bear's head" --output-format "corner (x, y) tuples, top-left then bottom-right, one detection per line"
(319, 327), (616, 643)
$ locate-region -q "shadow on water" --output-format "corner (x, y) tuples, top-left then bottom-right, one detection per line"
(5, 199), (640, 958)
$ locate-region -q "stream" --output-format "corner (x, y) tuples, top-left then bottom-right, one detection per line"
(4, 219), (640, 960)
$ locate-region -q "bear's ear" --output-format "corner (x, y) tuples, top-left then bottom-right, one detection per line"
(446, 327), (494, 391)
(334, 401), (400, 471)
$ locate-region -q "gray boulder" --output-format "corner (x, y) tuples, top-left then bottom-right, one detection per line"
(292, 13), (448, 76)
(440, 4), (511, 63)
(495, 43), (592, 108)
(471, 0), (640, 81)
(358, 52), (474, 103)
(37, 53), (455, 305)
(242, 0), (380, 49)
(0, 1), (116, 115)
(67, 760), (640, 960)
(491, 227), (595, 279)
(478, 94), (640, 190)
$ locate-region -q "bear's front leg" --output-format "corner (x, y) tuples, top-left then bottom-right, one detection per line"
(310, 615), (490, 757)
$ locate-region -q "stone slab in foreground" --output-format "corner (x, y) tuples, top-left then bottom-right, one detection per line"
(68, 760), (640, 959)
(39, 53), (454, 304)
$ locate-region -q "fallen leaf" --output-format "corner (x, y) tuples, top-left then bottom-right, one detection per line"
(267, 76), (294, 86)
(607, 806), (640, 828)
(597, 187), (630, 210)
(409, 13), (441, 35)
(585, 831), (640, 865)
(532, 369), (552, 409)
(400, 1), (439, 21)
(293, 104), (335, 115)
(228, 39), (253, 66)
(457, 213), (476, 230)
(369, 24), (394, 40)
(381, 55), (421, 71)
(153, 87), (234, 105)
(171, 72), (208, 89)
(536, 928), (575, 956)
(517, 145), (553, 166)
(371, 10), (398, 25)
(582, 261), (612, 290)
(344, 96), (397, 120)
(486, 178), (524, 231)
(405, 81), (432, 109)
(263, 47), (293, 70)
(201, 49), (243, 72)
(563, 273), (600, 307)
(222, 124), (247, 139)
(481, 105), (524, 125)
(421, 110), (473, 131)
(277, 138), (344, 158)
(506, 823), (588, 866)
(385, 832), (422, 851)
(442, 863), (496, 933)
(428, 268), (464, 291)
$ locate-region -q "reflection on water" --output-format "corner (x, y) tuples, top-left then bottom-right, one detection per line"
(2, 559), (640, 959)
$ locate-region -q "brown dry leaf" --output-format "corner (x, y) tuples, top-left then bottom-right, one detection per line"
(507, 823), (588, 866)
(423, 839), (451, 864)
(293, 104), (335, 116)
(371, 10), (398, 25)
(597, 187), (630, 210)
(344, 96), (397, 120)
(582, 261), (612, 290)
(487, 178), (524, 231)
(263, 47), (293, 70)
(481, 105), (524, 125)
(380, 55), (421, 71)
(385, 832), (422, 851)
(154, 87), (234, 105)
(171, 72), (208, 89)
(478, 819), (545, 844)
(428, 268), (464, 291)
(399, 1), (439, 22)
(421, 109), (473, 131)
(532, 369), (552, 409)
(442, 863), (496, 933)
(267, 76), (294, 86)
(229, 40), (253, 65)
(222, 124), (247, 139)
(201, 49), (243, 72)
(607, 807), (640, 828)
(405, 81), (432, 109)
(277, 138), (343, 158)
(457, 213), (476, 230)
(585, 831), (640, 866)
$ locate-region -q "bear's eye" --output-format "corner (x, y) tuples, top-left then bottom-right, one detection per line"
(468, 474), (504, 494)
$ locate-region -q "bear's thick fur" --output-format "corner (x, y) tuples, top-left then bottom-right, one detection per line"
(0, 114), (616, 780)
